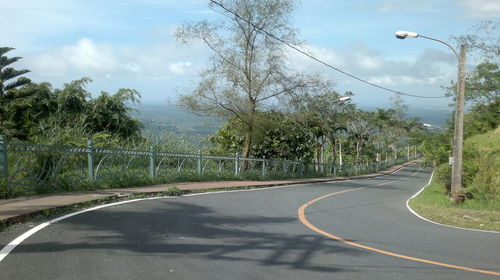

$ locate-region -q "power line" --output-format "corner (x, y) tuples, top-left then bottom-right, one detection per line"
(209, 0), (447, 99)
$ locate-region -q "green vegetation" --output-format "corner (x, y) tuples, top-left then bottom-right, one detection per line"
(0, 3), (474, 200)
(1, 39), (424, 199)
(163, 186), (182, 196)
(409, 180), (500, 231)
(410, 128), (499, 231)
(413, 21), (499, 230)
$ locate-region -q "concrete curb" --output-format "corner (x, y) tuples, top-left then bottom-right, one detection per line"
(0, 159), (420, 229)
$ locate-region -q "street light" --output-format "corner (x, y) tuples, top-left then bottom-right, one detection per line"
(422, 123), (444, 132)
(332, 95), (351, 168)
(395, 30), (467, 203)
(338, 96), (351, 102)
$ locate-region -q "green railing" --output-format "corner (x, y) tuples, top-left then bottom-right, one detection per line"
(0, 135), (416, 195)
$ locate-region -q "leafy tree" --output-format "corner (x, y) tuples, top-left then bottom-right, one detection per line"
(53, 78), (92, 122)
(287, 89), (354, 169)
(176, 0), (310, 158)
(1, 82), (55, 140)
(463, 63), (499, 107)
(373, 108), (398, 158)
(444, 62), (499, 138)
(208, 111), (315, 161)
(347, 110), (377, 165)
(85, 88), (143, 139)
(208, 119), (245, 156)
(463, 99), (499, 138)
(453, 20), (499, 63)
(389, 94), (408, 120)
(251, 112), (315, 161)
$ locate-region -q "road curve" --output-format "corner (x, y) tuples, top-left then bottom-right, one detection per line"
(0, 164), (499, 280)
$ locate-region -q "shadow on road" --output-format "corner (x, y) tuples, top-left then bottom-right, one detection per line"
(9, 200), (366, 273)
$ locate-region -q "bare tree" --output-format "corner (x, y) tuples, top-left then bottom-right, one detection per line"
(176, 0), (309, 158)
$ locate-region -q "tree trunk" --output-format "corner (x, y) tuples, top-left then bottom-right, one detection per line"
(330, 138), (337, 166)
(315, 140), (322, 172)
(356, 141), (360, 165)
(242, 129), (252, 158)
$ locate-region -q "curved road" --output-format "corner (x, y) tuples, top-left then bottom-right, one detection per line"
(0, 164), (499, 279)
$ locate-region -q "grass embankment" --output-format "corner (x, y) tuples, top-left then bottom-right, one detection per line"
(409, 181), (500, 231)
(409, 128), (500, 231)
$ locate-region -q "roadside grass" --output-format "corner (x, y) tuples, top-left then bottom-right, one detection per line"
(408, 180), (500, 231)
(0, 169), (334, 199)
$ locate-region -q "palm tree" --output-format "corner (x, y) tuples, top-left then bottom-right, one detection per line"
(0, 47), (33, 138)
(0, 47), (31, 95)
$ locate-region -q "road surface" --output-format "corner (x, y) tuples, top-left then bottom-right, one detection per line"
(0, 164), (498, 279)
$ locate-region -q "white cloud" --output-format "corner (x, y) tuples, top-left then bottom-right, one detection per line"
(125, 62), (142, 73)
(354, 54), (382, 70)
(26, 38), (208, 81)
(286, 42), (456, 88)
(368, 76), (394, 85)
(169, 62), (193, 74)
(457, 0), (500, 18)
(29, 39), (117, 76)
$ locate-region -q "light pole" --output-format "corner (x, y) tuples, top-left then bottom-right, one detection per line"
(395, 31), (467, 203)
(333, 96), (351, 169)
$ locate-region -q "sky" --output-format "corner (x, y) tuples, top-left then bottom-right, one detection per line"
(1, 0), (499, 111)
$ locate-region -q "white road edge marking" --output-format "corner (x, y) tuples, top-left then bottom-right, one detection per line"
(0, 161), (417, 263)
(0, 197), (163, 263)
(0, 183), (305, 263)
(405, 172), (500, 234)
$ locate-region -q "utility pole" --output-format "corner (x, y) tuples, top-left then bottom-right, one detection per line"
(450, 44), (467, 203)
(395, 31), (467, 203)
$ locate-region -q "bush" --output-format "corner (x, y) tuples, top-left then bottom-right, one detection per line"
(470, 150), (499, 201)
(0, 179), (15, 199)
(164, 186), (182, 196)
(434, 163), (451, 193)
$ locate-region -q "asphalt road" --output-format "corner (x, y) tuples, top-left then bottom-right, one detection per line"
(0, 164), (499, 279)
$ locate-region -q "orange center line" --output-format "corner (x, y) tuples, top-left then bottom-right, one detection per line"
(297, 168), (500, 276)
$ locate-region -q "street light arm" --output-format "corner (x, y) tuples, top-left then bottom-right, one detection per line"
(415, 34), (460, 60)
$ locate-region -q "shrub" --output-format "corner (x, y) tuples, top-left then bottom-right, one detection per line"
(469, 148), (499, 202)
(434, 163), (451, 193)
(0, 179), (15, 199)
(164, 186), (182, 196)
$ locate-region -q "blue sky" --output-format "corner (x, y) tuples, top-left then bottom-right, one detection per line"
(1, 0), (498, 110)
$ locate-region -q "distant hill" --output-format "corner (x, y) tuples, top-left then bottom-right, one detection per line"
(132, 104), (453, 141)
(131, 104), (221, 139)
(359, 106), (452, 126)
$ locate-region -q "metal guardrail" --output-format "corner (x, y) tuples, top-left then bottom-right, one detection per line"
(0, 135), (415, 194)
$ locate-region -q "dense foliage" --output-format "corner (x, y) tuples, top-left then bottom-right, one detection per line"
(0, 49), (144, 145)
(421, 57), (499, 202)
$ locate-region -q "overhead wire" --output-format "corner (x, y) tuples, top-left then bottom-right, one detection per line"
(209, 0), (447, 99)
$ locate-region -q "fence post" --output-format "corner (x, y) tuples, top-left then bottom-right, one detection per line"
(235, 153), (240, 176)
(87, 140), (95, 181)
(149, 145), (156, 179)
(262, 157), (266, 177)
(197, 149), (202, 176)
(0, 135), (8, 178)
